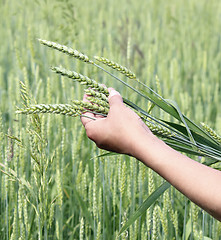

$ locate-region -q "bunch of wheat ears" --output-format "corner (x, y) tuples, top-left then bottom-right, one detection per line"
(17, 39), (221, 163)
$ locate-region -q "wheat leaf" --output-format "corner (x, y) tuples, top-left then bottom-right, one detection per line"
(118, 181), (170, 236)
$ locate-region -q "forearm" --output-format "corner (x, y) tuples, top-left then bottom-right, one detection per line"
(132, 133), (221, 221)
(82, 88), (221, 221)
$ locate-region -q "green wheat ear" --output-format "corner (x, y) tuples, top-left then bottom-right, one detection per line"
(20, 80), (30, 107)
(94, 56), (138, 81)
(86, 96), (109, 109)
(51, 66), (109, 96)
(16, 104), (82, 117)
(84, 88), (108, 102)
(72, 100), (109, 115)
(201, 122), (221, 144)
(148, 123), (175, 138)
(38, 39), (94, 64)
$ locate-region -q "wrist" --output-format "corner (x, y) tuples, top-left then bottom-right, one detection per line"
(130, 131), (165, 165)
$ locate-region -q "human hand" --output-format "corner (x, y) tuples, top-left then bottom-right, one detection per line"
(81, 88), (154, 156)
(81, 89), (221, 222)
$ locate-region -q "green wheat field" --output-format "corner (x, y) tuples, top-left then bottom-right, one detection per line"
(0, 0), (221, 239)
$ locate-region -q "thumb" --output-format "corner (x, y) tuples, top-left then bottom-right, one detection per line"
(108, 88), (123, 107)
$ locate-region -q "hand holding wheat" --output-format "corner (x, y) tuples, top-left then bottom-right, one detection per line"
(81, 88), (221, 222)
(81, 88), (155, 156)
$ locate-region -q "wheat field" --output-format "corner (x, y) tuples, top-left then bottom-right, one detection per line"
(0, 0), (221, 239)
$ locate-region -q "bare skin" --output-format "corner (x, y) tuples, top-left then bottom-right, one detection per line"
(81, 88), (221, 221)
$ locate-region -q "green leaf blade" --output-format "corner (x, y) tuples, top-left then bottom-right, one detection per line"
(118, 181), (171, 236)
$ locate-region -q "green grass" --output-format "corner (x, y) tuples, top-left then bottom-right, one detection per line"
(0, 0), (221, 239)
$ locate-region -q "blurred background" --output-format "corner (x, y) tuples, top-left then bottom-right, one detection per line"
(0, 0), (221, 239)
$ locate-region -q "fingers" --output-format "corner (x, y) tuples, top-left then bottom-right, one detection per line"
(81, 93), (94, 126)
(108, 88), (123, 107)
(83, 93), (90, 103)
(81, 112), (94, 127)
(81, 87), (122, 127)
(81, 92), (105, 126)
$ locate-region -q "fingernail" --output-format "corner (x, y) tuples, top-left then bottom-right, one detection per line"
(109, 89), (120, 98)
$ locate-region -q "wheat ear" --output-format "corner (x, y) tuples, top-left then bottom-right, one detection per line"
(16, 104), (82, 117)
(86, 97), (109, 109)
(84, 88), (108, 102)
(201, 123), (221, 144)
(72, 100), (109, 115)
(94, 56), (138, 80)
(51, 66), (109, 96)
(38, 39), (93, 63)
(146, 121), (175, 138)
